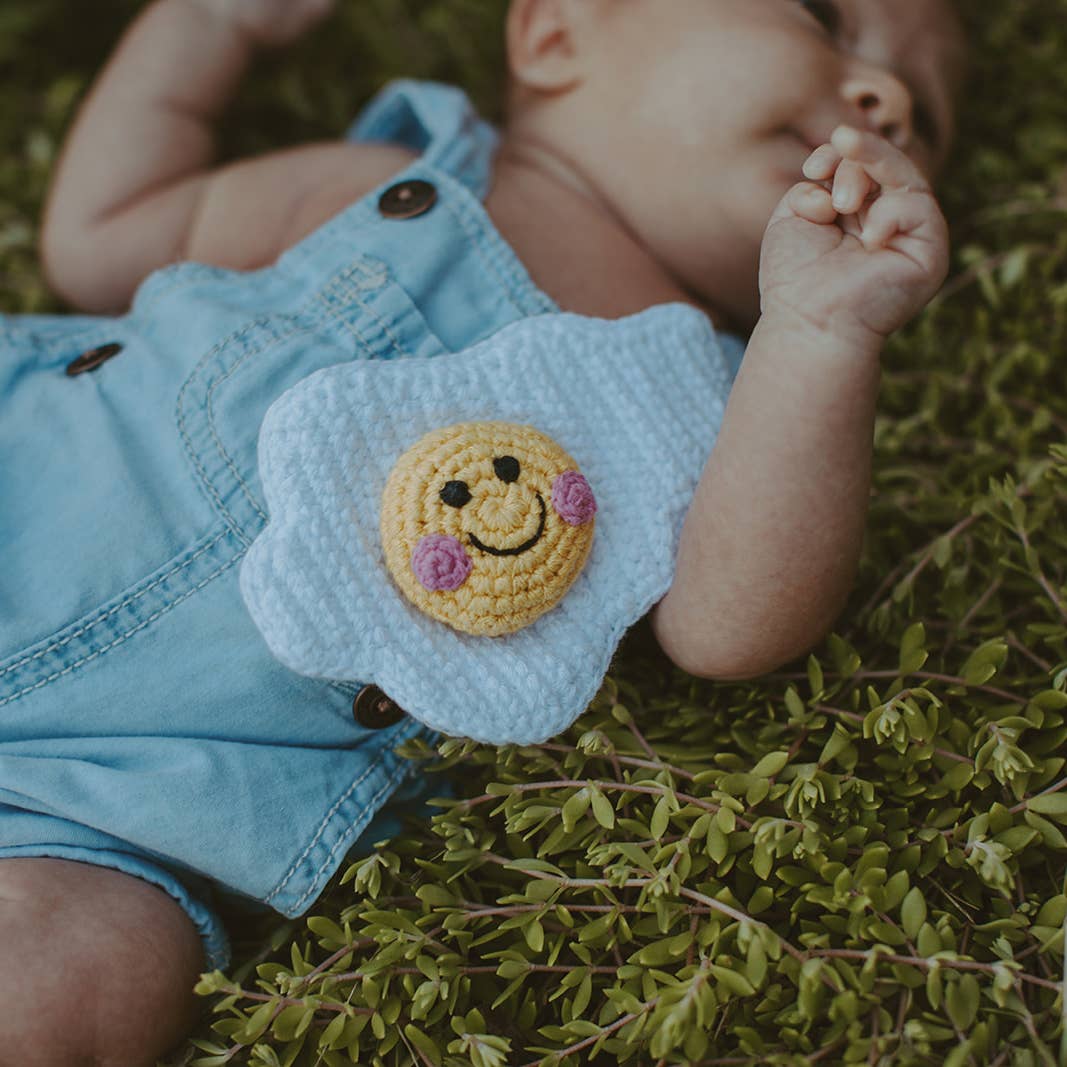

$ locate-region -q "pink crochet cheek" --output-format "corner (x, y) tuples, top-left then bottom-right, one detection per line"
(411, 534), (473, 592)
(551, 470), (596, 526)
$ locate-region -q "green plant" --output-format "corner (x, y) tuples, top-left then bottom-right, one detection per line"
(3, 2), (1066, 1064)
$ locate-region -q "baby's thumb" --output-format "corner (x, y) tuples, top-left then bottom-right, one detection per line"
(859, 191), (929, 250)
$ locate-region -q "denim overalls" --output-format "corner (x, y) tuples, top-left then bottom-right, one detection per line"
(0, 80), (746, 969)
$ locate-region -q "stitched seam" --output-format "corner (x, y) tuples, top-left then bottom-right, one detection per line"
(338, 284), (410, 361)
(317, 271), (394, 360)
(175, 313), (312, 539)
(0, 550), (242, 709)
(201, 268), (402, 522)
(203, 338), (275, 526)
(202, 270), (370, 522)
(176, 330), (258, 543)
(438, 195), (528, 317)
(288, 765), (409, 912)
(331, 286), (417, 362)
(209, 273), (396, 518)
(183, 315), (306, 531)
(175, 268), (385, 537)
(263, 759), (381, 903)
(265, 721), (421, 905)
(0, 529), (230, 682)
(330, 311), (374, 359)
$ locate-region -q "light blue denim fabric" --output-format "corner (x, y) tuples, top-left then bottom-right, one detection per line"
(0, 80), (746, 970)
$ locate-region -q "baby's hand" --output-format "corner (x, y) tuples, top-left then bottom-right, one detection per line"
(759, 126), (950, 349)
(189, 0), (336, 48)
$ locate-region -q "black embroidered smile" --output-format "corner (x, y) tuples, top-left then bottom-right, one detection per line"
(468, 493), (546, 557)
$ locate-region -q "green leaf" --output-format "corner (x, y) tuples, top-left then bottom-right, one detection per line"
(916, 923), (941, 958)
(416, 884), (456, 908)
(899, 622), (929, 674)
(784, 687), (806, 719)
(707, 823), (729, 864)
(751, 751), (790, 778)
(590, 788), (615, 829)
(752, 843), (773, 881)
(636, 937), (687, 966)
(819, 724), (853, 766)
(404, 1023), (442, 1066)
(945, 973), (981, 1031)
(319, 1012), (347, 1051)
(524, 919), (544, 953)
(709, 965), (756, 998)
(901, 887), (927, 940)
(959, 640), (1009, 687)
(1024, 810), (1067, 849)
(562, 788), (590, 831)
(926, 965), (943, 1010)
(807, 654), (824, 697)
(650, 794), (671, 840)
(237, 1002), (278, 1045)
(748, 886), (775, 914)
(941, 762), (975, 791)
(1026, 792), (1067, 820)
(306, 916), (347, 945)
(882, 869), (910, 912)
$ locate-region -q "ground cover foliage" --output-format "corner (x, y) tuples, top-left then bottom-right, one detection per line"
(2, 1), (1067, 1064)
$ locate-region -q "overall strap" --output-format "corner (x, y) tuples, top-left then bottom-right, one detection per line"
(347, 79), (500, 202)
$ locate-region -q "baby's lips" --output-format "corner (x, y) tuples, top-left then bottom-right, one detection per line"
(411, 534), (472, 592)
(552, 470), (596, 526)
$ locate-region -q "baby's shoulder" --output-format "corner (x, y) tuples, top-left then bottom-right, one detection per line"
(276, 142), (421, 252)
(183, 141), (419, 270)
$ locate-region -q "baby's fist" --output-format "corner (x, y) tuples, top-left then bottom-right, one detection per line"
(192, 0), (336, 48)
(760, 127), (950, 348)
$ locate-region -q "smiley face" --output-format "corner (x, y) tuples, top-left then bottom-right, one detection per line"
(380, 421), (596, 636)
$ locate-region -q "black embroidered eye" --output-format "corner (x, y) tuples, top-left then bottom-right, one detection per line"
(796, 0), (841, 35)
(440, 480), (472, 508)
(494, 456), (520, 483)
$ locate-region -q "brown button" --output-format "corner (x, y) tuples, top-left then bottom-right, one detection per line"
(378, 180), (437, 220)
(66, 342), (123, 376)
(353, 685), (406, 729)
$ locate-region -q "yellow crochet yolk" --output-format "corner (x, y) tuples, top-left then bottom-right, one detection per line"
(380, 421), (597, 636)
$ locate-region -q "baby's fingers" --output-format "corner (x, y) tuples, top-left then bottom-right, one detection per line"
(831, 159), (873, 215)
(802, 143), (840, 182)
(860, 188), (948, 257)
(777, 181), (838, 225)
(831, 126), (929, 193)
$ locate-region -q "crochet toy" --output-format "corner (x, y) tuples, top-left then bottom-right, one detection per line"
(239, 305), (735, 745)
(380, 420), (596, 636)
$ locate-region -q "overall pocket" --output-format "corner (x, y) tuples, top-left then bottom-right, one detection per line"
(0, 255), (448, 710)
(175, 256), (450, 546)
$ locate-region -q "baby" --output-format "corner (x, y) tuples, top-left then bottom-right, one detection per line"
(0, 0), (966, 1063)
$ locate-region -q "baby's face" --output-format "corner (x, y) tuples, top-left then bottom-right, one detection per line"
(509, 0), (965, 330)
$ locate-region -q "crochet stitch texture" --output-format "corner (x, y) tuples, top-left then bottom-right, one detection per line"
(380, 420), (596, 636)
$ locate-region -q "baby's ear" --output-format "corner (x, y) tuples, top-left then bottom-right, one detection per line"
(506, 0), (585, 93)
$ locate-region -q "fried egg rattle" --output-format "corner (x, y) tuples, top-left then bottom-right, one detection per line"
(380, 421), (596, 636)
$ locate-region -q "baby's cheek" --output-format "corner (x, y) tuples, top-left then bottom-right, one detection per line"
(551, 471), (596, 526)
(411, 534), (472, 591)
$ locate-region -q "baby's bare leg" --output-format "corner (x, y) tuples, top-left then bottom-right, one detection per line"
(0, 858), (205, 1067)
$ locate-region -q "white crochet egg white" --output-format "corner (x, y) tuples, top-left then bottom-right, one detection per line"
(239, 304), (735, 745)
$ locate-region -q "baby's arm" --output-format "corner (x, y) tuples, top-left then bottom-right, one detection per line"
(39, 0), (344, 313)
(652, 127), (950, 680)
(652, 310), (881, 681)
